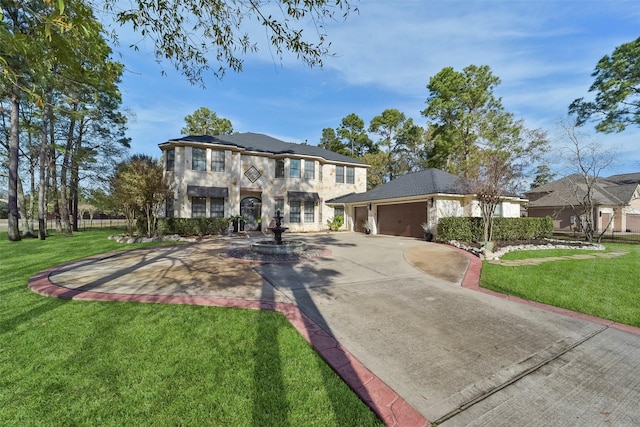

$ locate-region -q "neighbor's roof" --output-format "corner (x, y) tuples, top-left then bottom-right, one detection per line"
(605, 172), (640, 185)
(327, 168), (468, 204)
(526, 174), (638, 207)
(161, 132), (367, 165)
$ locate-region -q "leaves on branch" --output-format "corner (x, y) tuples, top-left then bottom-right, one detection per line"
(102, 0), (354, 85)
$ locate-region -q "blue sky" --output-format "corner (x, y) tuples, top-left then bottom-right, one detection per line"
(108, 0), (640, 176)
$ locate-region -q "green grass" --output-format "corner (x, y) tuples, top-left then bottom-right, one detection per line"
(481, 244), (640, 327)
(0, 230), (382, 426)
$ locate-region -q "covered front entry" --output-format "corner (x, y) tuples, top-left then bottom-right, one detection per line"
(240, 197), (262, 231)
(377, 202), (427, 238)
(354, 206), (368, 233)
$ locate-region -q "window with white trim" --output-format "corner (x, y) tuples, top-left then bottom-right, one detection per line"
(165, 198), (174, 218)
(304, 160), (315, 179)
(290, 159), (301, 178)
(192, 148), (206, 171)
(211, 150), (225, 172)
(289, 201), (301, 223)
(275, 159), (285, 178)
(210, 198), (225, 218)
(304, 201), (314, 223)
(346, 166), (355, 184)
(165, 149), (175, 171)
(335, 165), (344, 183)
(192, 197), (206, 217)
(275, 198), (284, 215)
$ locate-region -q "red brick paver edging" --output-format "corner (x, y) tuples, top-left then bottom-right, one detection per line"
(28, 262), (428, 427)
(451, 245), (640, 337)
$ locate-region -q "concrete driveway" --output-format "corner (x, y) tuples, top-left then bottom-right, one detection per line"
(31, 232), (640, 426)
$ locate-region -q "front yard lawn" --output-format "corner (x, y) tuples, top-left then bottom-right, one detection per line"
(0, 229), (382, 426)
(480, 244), (640, 328)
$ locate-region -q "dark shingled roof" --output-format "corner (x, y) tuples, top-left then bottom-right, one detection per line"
(328, 169), (468, 204)
(605, 172), (640, 185)
(163, 132), (366, 165)
(526, 174), (640, 207)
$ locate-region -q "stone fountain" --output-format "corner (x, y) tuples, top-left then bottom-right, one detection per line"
(250, 210), (307, 255)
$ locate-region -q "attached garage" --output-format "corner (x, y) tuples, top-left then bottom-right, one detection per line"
(326, 169), (527, 238)
(377, 202), (427, 238)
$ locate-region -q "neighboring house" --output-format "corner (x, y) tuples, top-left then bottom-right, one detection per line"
(327, 168), (526, 239)
(159, 132), (368, 232)
(525, 173), (640, 232)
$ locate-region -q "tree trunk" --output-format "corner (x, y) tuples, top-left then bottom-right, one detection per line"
(17, 177), (33, 236)
(38, 103), (52, 240)
(58, 104), (77, 236)
(70, 116), (84, 232)
(49, 135), (62, 233)
(7, 93), (21, 241)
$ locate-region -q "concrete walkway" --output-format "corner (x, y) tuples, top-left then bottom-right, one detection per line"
(28, 233), (640, 426)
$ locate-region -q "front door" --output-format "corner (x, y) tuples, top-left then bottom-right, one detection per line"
(240, 197), (262, 231)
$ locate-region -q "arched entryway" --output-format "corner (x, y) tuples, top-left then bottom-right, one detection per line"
(240, 197), (262, 231)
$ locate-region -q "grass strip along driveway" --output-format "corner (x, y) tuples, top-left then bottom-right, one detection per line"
(0, 230), (382, 426)
(480, 244), (640, 328)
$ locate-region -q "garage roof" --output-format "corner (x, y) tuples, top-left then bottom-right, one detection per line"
(328, 169), (468, 204)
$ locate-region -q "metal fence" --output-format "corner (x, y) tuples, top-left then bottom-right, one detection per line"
(554, 230), (640, 244)
(46, 218), (128, 231)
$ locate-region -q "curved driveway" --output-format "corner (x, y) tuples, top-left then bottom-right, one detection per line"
(30, 233), (640, 426)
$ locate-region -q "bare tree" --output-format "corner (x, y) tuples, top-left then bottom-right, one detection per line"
(466, 121), (548, 243)
(556, 119), (617, 242)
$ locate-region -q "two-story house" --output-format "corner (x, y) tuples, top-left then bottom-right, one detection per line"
(159, 132), (368, 232)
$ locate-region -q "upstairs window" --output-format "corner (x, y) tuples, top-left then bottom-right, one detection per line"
(335, 165), (344, 183)
(165, 149), (175, 171)
(192, 148), (206, 171)
(290, 159), (301, 178)
(275, 159), (285, 178)
(304, 160), (315, 179)
(346, 166), (355, 184)
(211, 150), (225, 172)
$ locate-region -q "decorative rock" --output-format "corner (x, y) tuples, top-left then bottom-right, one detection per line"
(108, 234), (202, 244)
(449, 238), (605, 260)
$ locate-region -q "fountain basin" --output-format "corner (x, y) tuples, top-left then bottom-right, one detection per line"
(251, 240), (307, 255)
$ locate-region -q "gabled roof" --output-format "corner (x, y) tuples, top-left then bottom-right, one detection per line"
(526, 174), (639, 207)
(161, 132), (367, 165)
(605, 172), (640, 185)
(327, 169), (468, 204)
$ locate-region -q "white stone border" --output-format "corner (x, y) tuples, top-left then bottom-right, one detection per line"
(449, 239), (605, 261)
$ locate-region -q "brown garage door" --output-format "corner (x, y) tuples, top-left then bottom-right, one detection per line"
(626, 214), (640, 232)
(354, 206), (368, 233)
(377, 202), (427, 238)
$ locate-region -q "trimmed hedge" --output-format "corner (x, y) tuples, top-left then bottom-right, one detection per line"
(136, 217), (230, 236)
(437, 216), (553, 242)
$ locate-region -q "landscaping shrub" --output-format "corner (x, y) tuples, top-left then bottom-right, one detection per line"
(326, 215), (344, 231)
(155, 217), (230, 236)
(437, 216), (552, 242)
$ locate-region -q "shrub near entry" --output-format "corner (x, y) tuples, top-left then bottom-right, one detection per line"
(152, 217), (230, 236)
